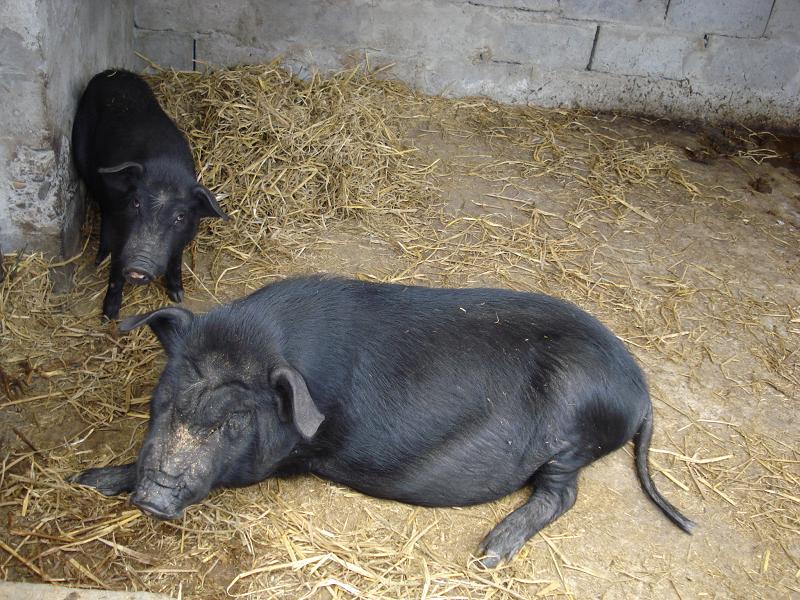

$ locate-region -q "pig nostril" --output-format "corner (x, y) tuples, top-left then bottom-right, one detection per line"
(123, 268), (153, 284)
(131, 494), (179, 520)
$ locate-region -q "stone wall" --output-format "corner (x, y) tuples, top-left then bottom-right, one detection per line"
(134, 0), (800, 128)
(0, 0), (134, 255)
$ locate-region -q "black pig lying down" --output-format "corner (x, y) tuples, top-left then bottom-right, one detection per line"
(72, 70), (228, 320)
(73, 275), (694, 566)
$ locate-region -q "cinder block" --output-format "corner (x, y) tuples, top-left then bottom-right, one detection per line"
(527, 68), (695, 114)
(135, 29), (194, 72)
(482, 19), (597, 69)
(0, 73), (47, 136)
(591, 25), (700, 80)
(194, 32), (281, 70)
(135, 0), (374, 42)
(0, 0), (43, 47)
(560, 0), (668, 27)
(667, 0), (773, 37)
(135, 0), (215, 32)
(765, 0), (800, 42)
(684, 34), (800, 95)
(0, 27), (42, 75)
(369, 2), (597, 71)
(464, 0), (558, 11)
(418, 55), (537, 102)
(528, 67), (800, 127)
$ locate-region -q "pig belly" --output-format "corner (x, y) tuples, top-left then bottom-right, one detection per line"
(316, 424), (552, 507)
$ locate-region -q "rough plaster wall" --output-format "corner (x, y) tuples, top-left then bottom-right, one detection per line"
(134, 0), (800, 128)
(0, 0), (134, 256)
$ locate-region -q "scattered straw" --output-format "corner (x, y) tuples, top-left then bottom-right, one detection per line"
(1, 63), (797, 598)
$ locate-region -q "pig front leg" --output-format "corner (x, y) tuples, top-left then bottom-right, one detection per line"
(71, 462), (138, 496)
(96, 217), (112, 266)
(102, 261), (125, 320)
(164, 253), (184, 303)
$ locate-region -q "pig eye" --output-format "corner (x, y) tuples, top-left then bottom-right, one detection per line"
(175, 212), (185, 224)
(133, 198), (140, 208)
(225, 411), (249, 434)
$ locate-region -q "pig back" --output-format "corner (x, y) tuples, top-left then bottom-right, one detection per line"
(239, 276), (649, 505)
(73, 70), (195, 190)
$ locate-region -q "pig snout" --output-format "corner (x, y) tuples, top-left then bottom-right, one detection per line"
(121, 253), (162, 285)
(123, 266), (154, 285)
(130, 469), (187, 520)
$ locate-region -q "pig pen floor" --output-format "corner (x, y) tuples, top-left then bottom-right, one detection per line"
(1, 66), (798, 600)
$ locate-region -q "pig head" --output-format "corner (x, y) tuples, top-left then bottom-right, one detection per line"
(96, 159), (225, 316)
(73, 305), (323, 520)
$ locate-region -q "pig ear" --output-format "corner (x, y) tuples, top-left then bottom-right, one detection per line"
(193, 185), (228, 220)
(270, 366), (324, 440)
(98, 162), (144, 191)
(119, 306), (193, 354)
(97, 161), (144, 175)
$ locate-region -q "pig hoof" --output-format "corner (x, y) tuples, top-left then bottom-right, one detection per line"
(476, 552), (503, 569)
(70, 465), (136, 496)
(103, 297), (122, 321)
(71, 470), (124, 496)
(167, 287), (184, 303)
(101, 311), (118, 323)
(476, 524), (527, 568)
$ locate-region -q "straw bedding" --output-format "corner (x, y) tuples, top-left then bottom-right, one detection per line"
(0, 63), (797, 598)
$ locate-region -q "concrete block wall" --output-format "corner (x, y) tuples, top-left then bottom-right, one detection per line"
(133, 0), (800, 128)
(0, 0), (134, 256)
(1, 0), (797, 255)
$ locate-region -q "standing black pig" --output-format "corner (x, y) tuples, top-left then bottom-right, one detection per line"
(73, 276), (694, 566)
(72, 70), (227, 320)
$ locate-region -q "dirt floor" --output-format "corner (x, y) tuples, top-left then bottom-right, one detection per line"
(1, 66), (798, 599)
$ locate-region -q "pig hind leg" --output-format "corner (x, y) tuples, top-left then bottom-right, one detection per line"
(71, 462), (137, 496)
(477, 452), (586, 568)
